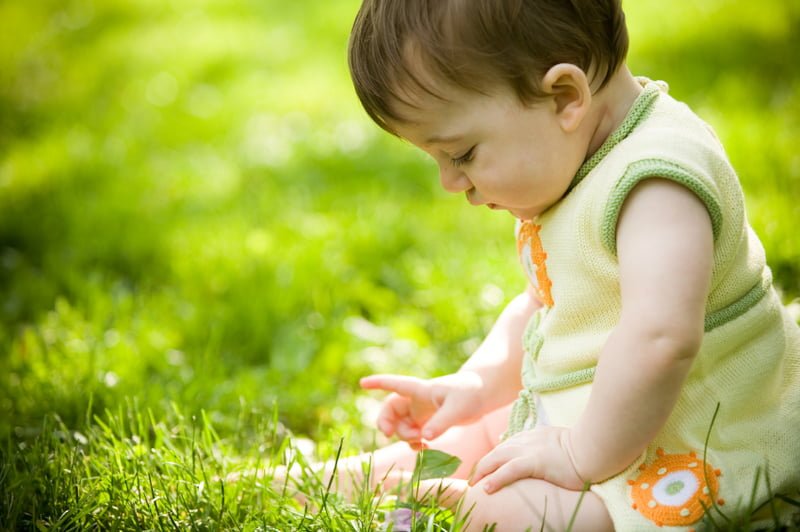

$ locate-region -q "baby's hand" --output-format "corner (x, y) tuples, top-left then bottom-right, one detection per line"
(360, 372), (485, 449)
(470, 426), (585, 492)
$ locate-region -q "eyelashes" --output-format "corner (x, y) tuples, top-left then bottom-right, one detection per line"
(451, 146), (476, 168)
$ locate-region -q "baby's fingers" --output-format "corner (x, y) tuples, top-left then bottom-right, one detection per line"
(376, 415), (395, 437)
(469, 444), (525, 488)
(375, 394), (410, 437)
(421, 400), (465, 441)
(477, 458), (539, 494)
(394, 419), (422, 443)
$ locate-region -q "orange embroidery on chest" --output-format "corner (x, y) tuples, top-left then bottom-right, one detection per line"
(517, 221), (554, 307)
(628, 448), (723, 527)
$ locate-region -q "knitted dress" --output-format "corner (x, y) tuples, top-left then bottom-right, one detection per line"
(507, 79), (800, 531)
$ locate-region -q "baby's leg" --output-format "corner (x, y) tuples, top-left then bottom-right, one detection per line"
(459, 477), (613, 532)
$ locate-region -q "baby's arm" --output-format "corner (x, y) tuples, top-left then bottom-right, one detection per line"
(457, 284), (542, 413)
(472, 178), (714, 490)
(569, 178), (714, 481)
(362, 285), (541, 444)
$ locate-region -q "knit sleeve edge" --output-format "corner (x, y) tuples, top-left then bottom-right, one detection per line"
(600, 159), (723, 256)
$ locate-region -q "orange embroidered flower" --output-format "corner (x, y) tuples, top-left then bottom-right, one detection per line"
(517, 220), (554, 307)
(628, 448), (723, 528)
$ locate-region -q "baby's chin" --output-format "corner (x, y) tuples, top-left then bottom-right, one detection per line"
(503, 206), (540, 221)
(482, 201), (541, 220)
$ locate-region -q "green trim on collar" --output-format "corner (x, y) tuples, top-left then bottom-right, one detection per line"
(601, 159), (724, 256)
(569, 81), (662, 190)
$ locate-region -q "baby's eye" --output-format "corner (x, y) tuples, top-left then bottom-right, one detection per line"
(450, 146), (476, 168)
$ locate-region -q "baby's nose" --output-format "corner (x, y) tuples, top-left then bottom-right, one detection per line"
(439, 165), (472, 194)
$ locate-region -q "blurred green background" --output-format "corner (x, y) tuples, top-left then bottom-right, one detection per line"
(1, 0), (798, 447)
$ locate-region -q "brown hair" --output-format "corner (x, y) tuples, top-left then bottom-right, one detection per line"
(348, 0), (629, 134)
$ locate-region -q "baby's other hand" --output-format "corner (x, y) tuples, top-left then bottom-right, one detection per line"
(469, 426), (585, 492)
(360, 372), (485, 448)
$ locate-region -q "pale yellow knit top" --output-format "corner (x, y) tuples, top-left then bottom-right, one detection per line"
(509, 79), (800, 530)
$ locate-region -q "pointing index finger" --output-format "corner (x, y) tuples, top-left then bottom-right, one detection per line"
(360, 374), (429, 398)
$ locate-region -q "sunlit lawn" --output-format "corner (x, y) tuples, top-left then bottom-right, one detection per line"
(1, 0), (798, 529)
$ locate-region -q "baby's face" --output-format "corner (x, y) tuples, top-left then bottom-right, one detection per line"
(389, 82), (589, 220)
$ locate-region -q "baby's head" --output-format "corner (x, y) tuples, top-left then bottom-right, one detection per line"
(348, 0), (629, 134)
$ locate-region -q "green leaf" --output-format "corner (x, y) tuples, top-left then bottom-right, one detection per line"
(414, 449), (462, 481)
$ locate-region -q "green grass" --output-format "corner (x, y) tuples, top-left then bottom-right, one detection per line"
(1, 0), (799, 529)
(1, 403), (461, 529)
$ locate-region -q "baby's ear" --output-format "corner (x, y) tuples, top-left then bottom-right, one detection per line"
(541, 64), (592, 133)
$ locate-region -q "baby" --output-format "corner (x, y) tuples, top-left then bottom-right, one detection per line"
(297, 1), (800, 530)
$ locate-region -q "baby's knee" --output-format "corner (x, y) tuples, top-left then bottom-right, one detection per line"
(458, 479), (544, 532)
(457, 478), (613, 532)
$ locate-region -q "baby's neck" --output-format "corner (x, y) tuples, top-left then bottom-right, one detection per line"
(585, 66), (643, 158)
